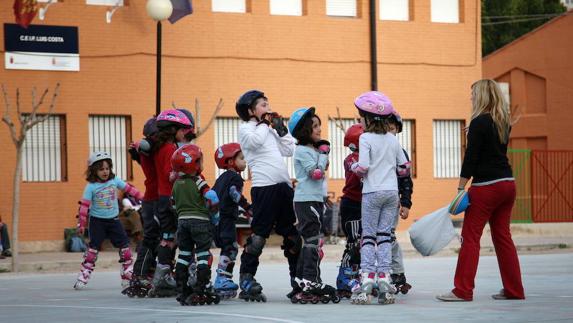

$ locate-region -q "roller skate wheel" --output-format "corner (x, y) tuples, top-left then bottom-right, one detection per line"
(299, 299), (307, 304)
(214, 295), (221, 305)
(291, 297), (299, 304)
(321, 296), (330, 304)
(332, 296), (341, 304)
(311, 298), (319, 304)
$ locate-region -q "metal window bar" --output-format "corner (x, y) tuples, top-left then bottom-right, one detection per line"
(89, 115), (130, 180)
(433, 120), (463, 178)
(22, 114), (63, 182)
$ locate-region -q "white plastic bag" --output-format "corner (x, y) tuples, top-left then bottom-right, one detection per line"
(408, 206), (456, 256)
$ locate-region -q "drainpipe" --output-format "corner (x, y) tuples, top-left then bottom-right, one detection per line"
(369, 0), (378, 91)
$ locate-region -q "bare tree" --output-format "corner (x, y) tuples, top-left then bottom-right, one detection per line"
(1, 83), (60, 272)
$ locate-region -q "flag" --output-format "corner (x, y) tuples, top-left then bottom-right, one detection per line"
(13, 0), (38, 29)
(168, 0), (193, 24)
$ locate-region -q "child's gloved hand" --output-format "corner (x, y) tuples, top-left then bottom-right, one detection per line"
(311, 168), (325, 180)
(314, 140), (331, 154)
(269, 113), (288, 137)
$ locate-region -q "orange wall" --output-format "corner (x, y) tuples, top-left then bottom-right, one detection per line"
(0, 0), (480, 244)
(483, 14), (573, 150)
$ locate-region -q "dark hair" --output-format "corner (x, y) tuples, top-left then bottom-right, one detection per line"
(294, 114), (321, 146)
(360, 111), (388, 134)
(85, 159), (115, 183)
(154, 125), (179, 152)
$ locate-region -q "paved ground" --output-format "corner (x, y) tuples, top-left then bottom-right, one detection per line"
(1, 253), (572, 323)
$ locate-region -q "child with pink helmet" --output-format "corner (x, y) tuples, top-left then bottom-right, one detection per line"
(350, 91), (411, 305)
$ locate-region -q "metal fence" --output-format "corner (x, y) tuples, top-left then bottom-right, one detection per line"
(508, 149), (573, 223)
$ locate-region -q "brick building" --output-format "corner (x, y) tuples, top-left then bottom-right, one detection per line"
(1, 0), (480, 250)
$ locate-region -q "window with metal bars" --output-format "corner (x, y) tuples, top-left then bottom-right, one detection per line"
(21, 114), (67, 182)
(328, 118), (416, 179)
(433, 120), (466, 178)
(214, 117), (295, 179)
(88, 115), (132, 180)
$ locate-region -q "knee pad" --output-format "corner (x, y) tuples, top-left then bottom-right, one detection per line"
(281, 234), (302, 257)
(376, 232), (393, 246)
(159, 233), (176, 249)
(196, 251), (213, 270)
(119, 247), (133, 265)
(361, 235), (376, 248)
(176, 250), (194, 267)
(244, 234), (266, 257)
(302, 236), (324, 260)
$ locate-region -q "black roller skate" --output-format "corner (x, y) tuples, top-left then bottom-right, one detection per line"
(286, 278), (303, 300)
(291, 280), (340, 305)
(148, 264), (178, 298)
(122, 276), (152, 298)
(181, 283), (221, 306)
(391, 273), (412, 295)
(238, 273), (267, 302)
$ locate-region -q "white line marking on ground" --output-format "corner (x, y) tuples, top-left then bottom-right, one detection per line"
(0, 304), (305, 323)
(557, 296), (573, 298)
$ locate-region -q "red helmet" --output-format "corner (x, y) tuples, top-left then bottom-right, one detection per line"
(214, 143), (242, 170)
(344, 123), (364, 151)
(171, 144), (203, 175)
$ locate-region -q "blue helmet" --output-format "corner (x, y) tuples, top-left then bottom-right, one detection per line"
(287, 107), (315, 137)
(449, 190), (470, 215)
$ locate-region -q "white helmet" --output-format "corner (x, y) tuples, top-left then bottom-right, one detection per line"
(88, 151), (112, 166)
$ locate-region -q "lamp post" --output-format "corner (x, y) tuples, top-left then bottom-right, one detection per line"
(146, 0), (173, 116)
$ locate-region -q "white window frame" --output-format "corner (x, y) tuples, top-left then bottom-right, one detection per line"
(270, 0), (303, 16)
(89, 115), (131, 180)
(431, 0), (459, 23)
(212, 0), (246, 13)
(22, 114), (66, 182)
(396, 119), (416, 176)
(328, 118), (357, 179)
(379, 0), (410, 21)
(433, 120), (465, 178)
(326, 0), (357, 17)
(86, 0), (124, 6)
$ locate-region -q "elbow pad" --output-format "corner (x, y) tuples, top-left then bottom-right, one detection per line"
(397, 162), (412, 178)
(78, 199), (91, 229)
(204, 189), (220, 208)
(310, 168), (325, 180)
(229, 185), (242, 204)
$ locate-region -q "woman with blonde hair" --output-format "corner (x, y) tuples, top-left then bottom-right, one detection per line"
(437, 79), (525, 302)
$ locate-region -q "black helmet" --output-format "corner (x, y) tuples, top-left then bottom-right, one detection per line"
(176, 108), (196, 133)
(142, 117), (158, 138)
(236, 90), (266, 121)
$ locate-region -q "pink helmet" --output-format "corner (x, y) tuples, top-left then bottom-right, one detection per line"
(156, 109), (192, 129)
(354, 91), (396, 119)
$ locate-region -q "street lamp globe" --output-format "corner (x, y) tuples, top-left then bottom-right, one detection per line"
(146, 0), (173, 21)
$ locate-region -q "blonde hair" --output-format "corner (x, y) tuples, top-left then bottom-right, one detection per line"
(471, 79), (511, 143)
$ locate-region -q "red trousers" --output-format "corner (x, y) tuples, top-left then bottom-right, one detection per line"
(452, 180), (525, 300)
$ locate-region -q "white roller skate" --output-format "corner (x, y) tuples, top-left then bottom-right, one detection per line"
(376, 272), (397, 305)
(351, 272), (376, 305)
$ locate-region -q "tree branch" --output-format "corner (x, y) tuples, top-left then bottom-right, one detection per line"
(194, 98), (201, 135)
(1, 84), (19, 145)
(196, 99), (223, 138)
(29, 83), (60, 128)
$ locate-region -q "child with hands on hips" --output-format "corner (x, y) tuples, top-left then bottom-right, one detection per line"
(287, 107), (340, 304)
(349, 91), (411, 305)
(171, 144), (221, 306)
(75, 151), (143, 290)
